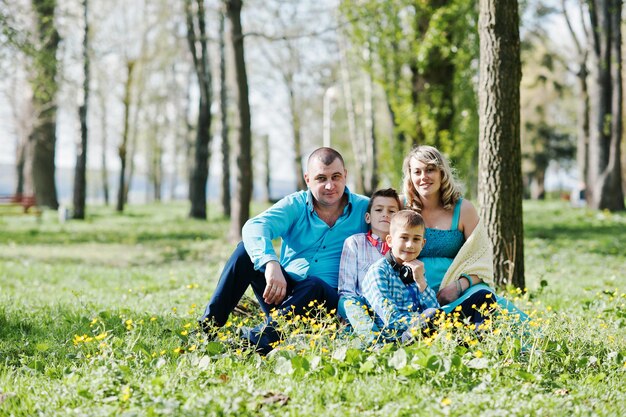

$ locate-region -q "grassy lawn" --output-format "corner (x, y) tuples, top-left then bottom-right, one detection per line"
(1, 200), (625, 416)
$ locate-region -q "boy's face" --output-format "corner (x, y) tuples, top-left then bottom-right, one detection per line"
(385, 224), (425, 264)
(366, 196), (400, 237)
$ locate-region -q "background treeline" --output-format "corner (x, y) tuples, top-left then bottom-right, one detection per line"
(1, 0), (624, 221)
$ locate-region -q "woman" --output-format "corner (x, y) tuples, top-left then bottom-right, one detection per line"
(402, 145), (527, 322)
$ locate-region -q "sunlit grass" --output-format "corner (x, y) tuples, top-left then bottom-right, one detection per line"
(0, 200), (624, 416)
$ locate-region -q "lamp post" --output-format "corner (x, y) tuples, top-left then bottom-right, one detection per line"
(322, 85), (337, 147)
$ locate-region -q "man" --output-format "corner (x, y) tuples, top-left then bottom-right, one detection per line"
(199, 147), (369, 354)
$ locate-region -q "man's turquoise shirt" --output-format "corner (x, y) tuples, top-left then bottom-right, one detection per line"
(242, 188), (369, 289)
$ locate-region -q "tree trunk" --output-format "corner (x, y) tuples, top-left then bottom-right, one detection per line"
(116, 60), (135, 212)
(477, 0), (525, 289)
(186, 0), (213, 219)
(286, 72), (305, 192)
(73, 0), (89, 219)
(339, 35), (365, 194)
(587, 0), (625, 211)
(362, 46), (378, 196)
(219, 9), (231, 217)
(99, 88), (109, 206)
(263, 134), (271, 203)
(30, 0), (60, 210)
(226, 0), (252, 242)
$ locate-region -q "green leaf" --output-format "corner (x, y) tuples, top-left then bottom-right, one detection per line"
(35, 343), (49, 352)
(426, 355), (444, 372)
(332, 346), (347, 362)
(274, 356), (293, 375)
(388, 348), (408, 370)
(466, 357), (489, 369)
(291, 356), (309, 372)
(516, 370), (536, 381)
(206, 341), (225, 356)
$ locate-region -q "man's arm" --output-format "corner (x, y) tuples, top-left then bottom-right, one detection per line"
(241, 193), (303, 305)
(241, 193), (302, 270)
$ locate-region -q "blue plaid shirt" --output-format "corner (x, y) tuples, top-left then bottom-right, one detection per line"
(362, 257), (439, 333)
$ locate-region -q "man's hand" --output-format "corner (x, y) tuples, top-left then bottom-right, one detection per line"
(263, 261), (288, 305)
(436, 282), (460, 305)
(404, 259), (427, 292)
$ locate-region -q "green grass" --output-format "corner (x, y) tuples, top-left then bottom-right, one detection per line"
(1, 200), (625, 416)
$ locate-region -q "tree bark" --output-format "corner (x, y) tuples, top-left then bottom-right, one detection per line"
(477, 0), (525, 289)
(339, 35), (365, 194)
(30, 0), (60, 210)
(98, 87), (109, 206)
(186, 0), (213, 219)
(219, 9), (231, 217)
(226, 0), (252, 242)
(116, 60), (134, 212)
(362, 54), (378, 196)
(586, 0), (625, 211)
(73, 0), (89, 219)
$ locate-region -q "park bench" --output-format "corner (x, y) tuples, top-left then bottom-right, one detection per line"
(0, 194), (42, 218)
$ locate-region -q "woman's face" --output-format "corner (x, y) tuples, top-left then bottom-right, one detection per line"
(409, 158), (442, 199)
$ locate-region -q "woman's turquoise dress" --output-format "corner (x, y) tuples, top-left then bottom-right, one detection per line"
(419, 199), (528, 320)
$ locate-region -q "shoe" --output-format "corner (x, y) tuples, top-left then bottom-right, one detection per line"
(238, 325), (280, 355)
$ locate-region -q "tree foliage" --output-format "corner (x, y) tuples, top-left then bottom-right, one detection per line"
(340, 0), (479, 191)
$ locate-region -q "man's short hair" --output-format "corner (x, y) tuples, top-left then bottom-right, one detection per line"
(307, 147), (345, 167)
(367, 188), (401, 213)
(390, 210), (425, 234)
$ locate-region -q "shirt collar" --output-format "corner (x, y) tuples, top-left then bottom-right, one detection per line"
(306, 187), (354, 214)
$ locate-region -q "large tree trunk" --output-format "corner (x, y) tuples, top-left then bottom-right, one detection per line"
(73, 0), (89, 219)
(186, 0), (213, 219)
(587, 0), (625, 211)
(219, 9), (231, 217)
(226, 0), (252, 242)
(477, 0), (525, 289)
(30, 0), (60, 210)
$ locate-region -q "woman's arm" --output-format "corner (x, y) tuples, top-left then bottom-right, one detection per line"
(459, 199), (480, 240)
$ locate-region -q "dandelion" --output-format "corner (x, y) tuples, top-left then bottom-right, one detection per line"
(181, 330), (188, 336)
(188, 344), (197, 352)
(160, 350), (166, 356)
(90, 318), (98, 326)
(150, 316), (157, 322)
(441, 398), (452, 406)
(95, 331), (108, 341)
(121, 385), (132, 402)
(474, 350), (483, 358)
(173, 347), (182, 354)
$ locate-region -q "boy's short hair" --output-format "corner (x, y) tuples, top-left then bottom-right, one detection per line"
(390, 210), (425, 234)
(366, 188), (401, 213)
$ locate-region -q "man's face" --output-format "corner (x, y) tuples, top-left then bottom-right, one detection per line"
(386, 224), (425, 263)
(304, 158), (347, 207)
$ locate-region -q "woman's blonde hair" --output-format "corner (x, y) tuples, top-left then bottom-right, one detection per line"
(402, 145), (462, 213)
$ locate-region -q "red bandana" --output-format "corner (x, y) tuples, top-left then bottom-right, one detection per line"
(366, 230), (390, 255)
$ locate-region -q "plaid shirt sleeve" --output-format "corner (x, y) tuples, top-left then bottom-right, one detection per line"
(362, 261), (412, 333)
(418, 285), (439, 311)
(338, 236), (359, 297)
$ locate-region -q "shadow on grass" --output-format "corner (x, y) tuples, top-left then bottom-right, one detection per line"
(0, 304), (179, 373)
(526, 222), (626, 256)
